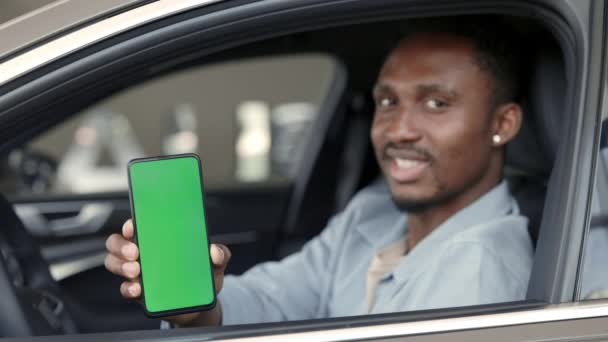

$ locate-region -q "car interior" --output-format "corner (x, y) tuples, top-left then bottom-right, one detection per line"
(0, 12), (568, 337)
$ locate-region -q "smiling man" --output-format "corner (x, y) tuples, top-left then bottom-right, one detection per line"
(371, 24), (526, 258)
(105, 18), (533, 326)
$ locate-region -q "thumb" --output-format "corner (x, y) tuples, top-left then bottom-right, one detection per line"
(210, 244), (231, 269)
(210, 243), (231, 292)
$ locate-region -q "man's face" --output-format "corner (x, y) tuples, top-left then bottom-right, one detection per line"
(371, 33), (498, 211)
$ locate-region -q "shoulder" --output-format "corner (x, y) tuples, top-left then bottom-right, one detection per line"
(408, 239), (531, 306)
(452, 215), (533, 272)
(437, 220), (533, 287)
(402, 224), (532, 308)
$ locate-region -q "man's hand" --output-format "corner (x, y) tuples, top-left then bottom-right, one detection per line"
(104, 219), (231, 327)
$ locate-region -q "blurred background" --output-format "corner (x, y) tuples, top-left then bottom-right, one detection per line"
(0, 1), (338, 197)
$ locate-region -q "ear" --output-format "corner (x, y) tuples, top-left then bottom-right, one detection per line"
(490, 102), (523, 147)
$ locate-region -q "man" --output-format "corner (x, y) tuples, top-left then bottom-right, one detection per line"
(105, 19), (533, 326)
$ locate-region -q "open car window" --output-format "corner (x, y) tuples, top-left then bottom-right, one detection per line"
(0, 54), (338, 196)
(0, 0), (603, 340)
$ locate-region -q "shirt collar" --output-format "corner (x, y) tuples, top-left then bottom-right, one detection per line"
(355, 180), (516, 249)
(418, 180), (517, 245)
(391, 179), (518, 282)
(353, 181), (405, 249)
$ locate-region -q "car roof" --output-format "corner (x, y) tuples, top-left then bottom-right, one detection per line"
(0, 0), (225, 87)
(0, 0), (143, 62)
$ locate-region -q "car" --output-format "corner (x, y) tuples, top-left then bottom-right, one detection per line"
(0, 0), (607, 340)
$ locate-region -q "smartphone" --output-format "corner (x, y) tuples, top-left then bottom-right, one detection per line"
(127, 153), (216, 317)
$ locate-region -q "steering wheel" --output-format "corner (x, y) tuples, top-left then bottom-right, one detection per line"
(0, 195), (78, 337)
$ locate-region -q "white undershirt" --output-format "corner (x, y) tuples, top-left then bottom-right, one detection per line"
(366, 238), (408, 312)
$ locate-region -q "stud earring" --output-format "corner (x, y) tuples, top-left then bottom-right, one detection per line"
(492, 134), (502, 144)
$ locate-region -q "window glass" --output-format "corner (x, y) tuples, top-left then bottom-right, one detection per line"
(579, 85), (608, 299)
(580, 119), (608, 300)
(1, 54), (338, 195)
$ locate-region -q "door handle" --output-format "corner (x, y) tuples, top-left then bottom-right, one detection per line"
(14, 203), (113, 237)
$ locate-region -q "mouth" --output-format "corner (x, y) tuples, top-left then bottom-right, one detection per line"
(388, 157), (430, 183)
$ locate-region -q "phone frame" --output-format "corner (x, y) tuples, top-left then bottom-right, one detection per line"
(127, 153), (217, 318)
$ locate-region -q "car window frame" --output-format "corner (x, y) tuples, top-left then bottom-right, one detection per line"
(0, 0), (603, 339)
(575, 0), (608, 302)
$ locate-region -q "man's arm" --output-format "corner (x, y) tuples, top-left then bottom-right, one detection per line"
(105, 212), (350, 327)
(219, 213), (349, 325)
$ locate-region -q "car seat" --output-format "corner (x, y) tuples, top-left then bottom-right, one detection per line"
(506, 38), (566, 246)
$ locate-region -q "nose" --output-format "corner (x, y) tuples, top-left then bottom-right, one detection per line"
(385, 106), (422, 142)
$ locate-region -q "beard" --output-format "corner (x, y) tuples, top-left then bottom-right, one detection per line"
(379, 142), (494, 214)
(391, 188), (457, 213)
(388, 176), (481, 214)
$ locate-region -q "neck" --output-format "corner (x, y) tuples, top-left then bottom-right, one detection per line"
(406, 160), (503, 250)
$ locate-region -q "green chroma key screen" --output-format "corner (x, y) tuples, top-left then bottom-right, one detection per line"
(128, 155), (215, 315)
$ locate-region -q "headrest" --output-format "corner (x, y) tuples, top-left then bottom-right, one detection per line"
(505, 41), (566, 178)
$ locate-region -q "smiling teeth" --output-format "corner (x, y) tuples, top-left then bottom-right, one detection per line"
(395, 158), (421, 168)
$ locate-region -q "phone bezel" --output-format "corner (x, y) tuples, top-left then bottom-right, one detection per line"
(127, 153), (217, 318)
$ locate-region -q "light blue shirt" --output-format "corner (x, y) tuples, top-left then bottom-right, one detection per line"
(219, 180), (533, 325)
(580, 177), (608, 299)
(581, 226), (608, 298)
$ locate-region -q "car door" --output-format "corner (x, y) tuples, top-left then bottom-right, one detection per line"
(0, 53), (345, 332)
(0, 0), (607, 340)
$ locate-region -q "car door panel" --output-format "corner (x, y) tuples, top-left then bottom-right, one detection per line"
(9, 187), (289, 332)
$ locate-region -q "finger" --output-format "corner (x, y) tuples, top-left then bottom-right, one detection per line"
(105, 253), (124, 276)
(122, 260), (141, 279)
(105, 253), (140, 279)
(106, 233), (139, 261)
(210, 244), (224, 266)
(211, 244), (231, 293)
(120, 279), (142, 299)
(122, 219), (135, 240)
(210, 244), (231, 268)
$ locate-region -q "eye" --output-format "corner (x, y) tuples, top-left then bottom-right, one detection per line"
(376, 96), (396, 109)
(425, 98), (448, 110)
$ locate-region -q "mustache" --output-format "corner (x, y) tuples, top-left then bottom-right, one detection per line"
(383, 143), (434, 162)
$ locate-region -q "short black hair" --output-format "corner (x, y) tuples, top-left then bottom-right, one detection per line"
(396, 16), (524, 109)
